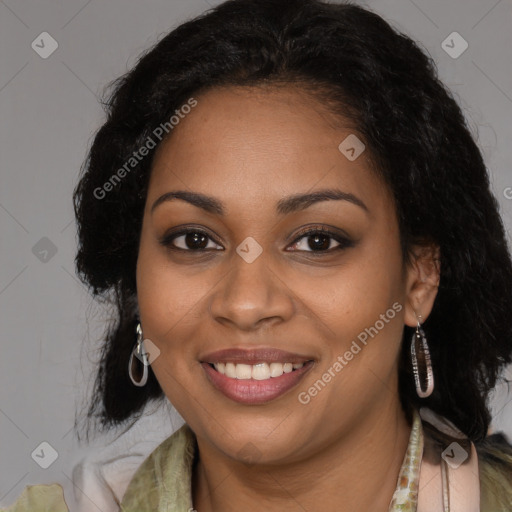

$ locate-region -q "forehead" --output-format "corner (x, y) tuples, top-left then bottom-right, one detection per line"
(147, 85), (389, 215)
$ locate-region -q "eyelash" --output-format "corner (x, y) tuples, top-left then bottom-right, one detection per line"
(159, 225), (354, 256)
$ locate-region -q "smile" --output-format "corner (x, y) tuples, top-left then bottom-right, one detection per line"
(201, 359), (315, 404)
(210, 361), (306, 380)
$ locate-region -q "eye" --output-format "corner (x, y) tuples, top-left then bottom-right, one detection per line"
(287, 226), (354, 254)
(159, 225), (354, 255)
(159, 228), (223, 252)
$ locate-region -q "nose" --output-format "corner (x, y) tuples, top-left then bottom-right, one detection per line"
(208, 248), (295, 332)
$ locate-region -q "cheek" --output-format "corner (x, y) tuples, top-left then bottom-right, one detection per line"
(295, 233), (406, 394)
(293, 277), (405, 425)
(135, 230), (223, 412)
(136, 228), (207, 340)
(136, 252), (195, 414)
(295, 239), (404, 346)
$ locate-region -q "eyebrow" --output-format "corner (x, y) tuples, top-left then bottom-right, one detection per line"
(150, 188), (368, 216)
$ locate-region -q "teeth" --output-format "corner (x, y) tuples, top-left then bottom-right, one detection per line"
(212, 361), (305, 380)
(236, 364), (252, 379)
(270, 362), (284, 377)
(225, 362), (237, 378)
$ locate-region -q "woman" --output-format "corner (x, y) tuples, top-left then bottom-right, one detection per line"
(4, 0), (512, 510)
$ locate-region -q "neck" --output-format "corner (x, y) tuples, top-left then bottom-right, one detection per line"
(192, 399), (412, 512)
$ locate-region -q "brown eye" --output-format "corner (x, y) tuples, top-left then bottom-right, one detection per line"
(288, 226), (355, 254)
(159, 229), (223, 252)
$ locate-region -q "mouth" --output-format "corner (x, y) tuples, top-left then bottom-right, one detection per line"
(207, 361), (309, 379)
(200, 348), (315, 404)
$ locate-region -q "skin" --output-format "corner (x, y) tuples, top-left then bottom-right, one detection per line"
(136, 84), (440, 512)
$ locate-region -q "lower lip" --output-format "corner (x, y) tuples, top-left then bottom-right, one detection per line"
(201, 361), (314, 404)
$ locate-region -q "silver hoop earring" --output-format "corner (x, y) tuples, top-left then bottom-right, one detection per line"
(128, 322), (148, 387)
(410, 319), (434, 398)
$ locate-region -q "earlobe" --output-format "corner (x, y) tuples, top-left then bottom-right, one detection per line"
(403, 244), (441, 327)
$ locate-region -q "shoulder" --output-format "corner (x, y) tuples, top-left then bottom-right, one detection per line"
(418, 407), (512, 511)
(119, 424), (197, 511)
(476, 432), (512, 511)
(0, 484), (69, 512)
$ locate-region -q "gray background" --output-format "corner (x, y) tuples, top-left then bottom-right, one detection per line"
(1, 0), (511, 509)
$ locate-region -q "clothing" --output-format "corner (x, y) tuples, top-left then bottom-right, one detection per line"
(2, 408), (512, 511)
(72, 401), (184, 511)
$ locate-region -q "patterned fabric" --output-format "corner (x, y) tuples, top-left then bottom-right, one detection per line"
(388, 408), (423, 511)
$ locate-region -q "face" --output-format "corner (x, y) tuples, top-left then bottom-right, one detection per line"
(136, 84), (416, 465)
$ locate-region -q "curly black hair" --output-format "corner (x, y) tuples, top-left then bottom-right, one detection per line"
(73, 0), (512, 443)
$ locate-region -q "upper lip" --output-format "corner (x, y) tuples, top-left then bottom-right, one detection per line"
(200, 348), (314, 365)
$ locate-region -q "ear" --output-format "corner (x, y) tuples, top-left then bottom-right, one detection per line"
(403, 243), (441, 327)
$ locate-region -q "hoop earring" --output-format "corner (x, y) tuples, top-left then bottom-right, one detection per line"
(410, 317), (434, 398)
(128, 322), (148, 387)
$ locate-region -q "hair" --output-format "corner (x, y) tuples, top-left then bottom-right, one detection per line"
(73, 0), (512, 443)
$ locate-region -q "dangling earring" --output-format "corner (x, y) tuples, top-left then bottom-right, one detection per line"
(410, 314), (434, 398)
(128, 322), (148, 387)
